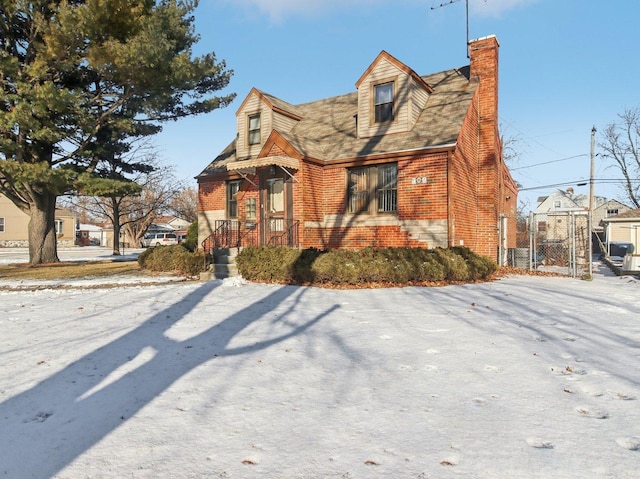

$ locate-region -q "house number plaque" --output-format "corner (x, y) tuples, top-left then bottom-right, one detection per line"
(411, 177), (428, 185)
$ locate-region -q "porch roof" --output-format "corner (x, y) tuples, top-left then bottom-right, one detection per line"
(225, 155), (300, 173)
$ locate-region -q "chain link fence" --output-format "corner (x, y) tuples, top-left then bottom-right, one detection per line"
(501, 211), (590, 277)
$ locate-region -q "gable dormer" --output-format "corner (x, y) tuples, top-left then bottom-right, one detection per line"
(355, 51), (433, 139)
(235, 88), (303, 160)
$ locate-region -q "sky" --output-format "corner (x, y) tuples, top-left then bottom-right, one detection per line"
(1, 248), (639, 477)
(155, 0), (640, 212)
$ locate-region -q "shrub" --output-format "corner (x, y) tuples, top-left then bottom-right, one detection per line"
(182, 220), (198, 252)
(235, 246), (497, 286)
(235, 246), (322, 283)
(138, 244), (206, 276)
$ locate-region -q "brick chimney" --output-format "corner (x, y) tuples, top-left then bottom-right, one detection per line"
(469, 35), (499, 152)
(469, 35), (501, 258)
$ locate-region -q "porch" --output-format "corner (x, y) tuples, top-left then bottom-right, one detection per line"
(200, 219), (299, 279)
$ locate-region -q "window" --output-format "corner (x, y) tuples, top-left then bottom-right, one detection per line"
(227, 180), (241, 218)
(55, 220), (63, 234)
(0, 217), (4, 233)
(553, 200), (561, 208)
(347, 163), (397, 214)
(374, 82), (394, 123)
(267, 178), (284, 213)
(245, 198), (256, 220)
(248, 113), (261, 145)
(607, 208), (619, 216)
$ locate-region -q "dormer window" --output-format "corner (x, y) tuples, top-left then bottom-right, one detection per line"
(248, 113), (261, 145)
(374, 82), (394, 123)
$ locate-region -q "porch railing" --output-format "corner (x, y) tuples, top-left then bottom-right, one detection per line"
(267, 219), (299, 247)
(201, 219), (299, 254)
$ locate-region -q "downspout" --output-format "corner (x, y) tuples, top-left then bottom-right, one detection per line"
(498, 145), (505, 265)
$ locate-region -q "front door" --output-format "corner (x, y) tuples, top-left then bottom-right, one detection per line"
(261, 168), (294, 245)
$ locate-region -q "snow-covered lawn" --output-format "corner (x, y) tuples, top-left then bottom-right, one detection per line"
(0, 263), (638, 478)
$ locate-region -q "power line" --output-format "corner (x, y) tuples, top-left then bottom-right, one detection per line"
(510, 154), (588, 171)
(518, 177), (640, 192)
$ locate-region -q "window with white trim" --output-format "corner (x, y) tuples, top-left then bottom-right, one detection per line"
(227, 180), (241, 218)
(374, 82), (394, 123)
(245, 198), (256, 220)
(248, 113), (261, 145)
(55, 220), (63, 234)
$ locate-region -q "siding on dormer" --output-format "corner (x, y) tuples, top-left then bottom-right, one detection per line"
(410, 77), (430, 127)
(236, 93), (272, 159)
(236, 92), (301, 160)
(273, 111), (298, 135)
(357, 58), (428, 139)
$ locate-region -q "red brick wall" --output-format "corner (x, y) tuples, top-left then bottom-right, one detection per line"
(198, 178), (225, 212)
(469, 36), (501, 259)
(451, 97), (480, 250)
(397, 154), (448, 221)
(198, 35), (511, 259)
(302, 153), (451, 249)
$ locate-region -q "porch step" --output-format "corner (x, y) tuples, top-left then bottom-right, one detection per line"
(211, 262), (239, 280)
(202, 247), (242, 280)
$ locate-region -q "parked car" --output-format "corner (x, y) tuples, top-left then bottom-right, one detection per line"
(141, 232), (179, 247)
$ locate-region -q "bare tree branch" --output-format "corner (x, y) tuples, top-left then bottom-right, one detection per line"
(599, 108), (640, 208)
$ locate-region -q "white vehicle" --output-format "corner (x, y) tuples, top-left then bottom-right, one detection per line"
(141, 232), (179, 247)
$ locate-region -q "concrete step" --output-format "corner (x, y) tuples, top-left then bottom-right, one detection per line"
(211, 262), (239, 280)
(200, 247), (243, 280)
(214, 247), (242, 259)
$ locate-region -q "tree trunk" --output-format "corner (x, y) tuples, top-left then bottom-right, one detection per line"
(28, 192), (60, 264)
(112, 196), (121, 255)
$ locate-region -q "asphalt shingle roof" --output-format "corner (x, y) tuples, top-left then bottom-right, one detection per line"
(199, 65), (475, 177)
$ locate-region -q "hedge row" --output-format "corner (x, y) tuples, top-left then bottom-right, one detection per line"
(235, 246), (498, 286)
(138, 244), (206, 276)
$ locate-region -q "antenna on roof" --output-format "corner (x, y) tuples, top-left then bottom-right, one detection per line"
(430, 0), (470, 58)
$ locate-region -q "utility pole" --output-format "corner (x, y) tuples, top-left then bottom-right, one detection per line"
(588, 126), (596, 277)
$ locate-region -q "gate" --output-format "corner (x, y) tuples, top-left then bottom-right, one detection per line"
(500, 211), (590, 277)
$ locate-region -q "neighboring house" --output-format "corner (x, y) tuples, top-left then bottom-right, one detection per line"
(602, 208), (640, 255)
(535, 188), (583, 214)
(593, 199), (631, 231)
(534, 188), (631, 240)
(153, 215), (191, 231)
(0, 193), (77, 247)
(534, 188), (589, 242)
(197, 35), (518, 261)
(77, 223), (106, 246)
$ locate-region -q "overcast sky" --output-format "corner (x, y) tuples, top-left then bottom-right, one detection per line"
(157, 0), (639, 211)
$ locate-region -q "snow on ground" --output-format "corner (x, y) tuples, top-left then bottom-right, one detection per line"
(0, 246), (145, 265)
(0, 256), (639, 478)
(0, 247), (185, 289)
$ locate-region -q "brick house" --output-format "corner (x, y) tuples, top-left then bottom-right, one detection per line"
(197, 35), (518, 261)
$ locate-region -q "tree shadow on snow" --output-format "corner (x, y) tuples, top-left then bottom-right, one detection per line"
(0, 281), (336, 477)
